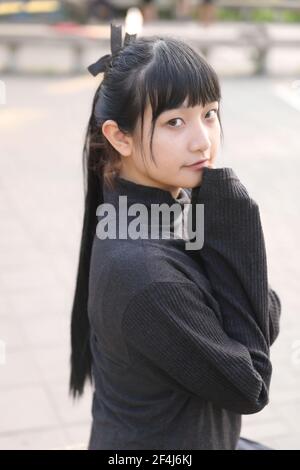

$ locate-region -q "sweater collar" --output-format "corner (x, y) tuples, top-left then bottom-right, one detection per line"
(103, 175), (191, 208)
(101, 175), (192, 239)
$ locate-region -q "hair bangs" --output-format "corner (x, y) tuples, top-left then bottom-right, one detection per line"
(144, 39), (221, 122)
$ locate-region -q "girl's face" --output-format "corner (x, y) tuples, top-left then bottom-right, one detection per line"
(120, 97), (221, 198)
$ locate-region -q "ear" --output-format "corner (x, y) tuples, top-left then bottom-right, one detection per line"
(102, 120), (133, 157)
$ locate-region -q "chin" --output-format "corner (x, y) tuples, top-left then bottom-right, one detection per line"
(178, 174), (204, 189)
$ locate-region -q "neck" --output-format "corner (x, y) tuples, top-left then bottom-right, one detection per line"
(118, 170), (182, 200)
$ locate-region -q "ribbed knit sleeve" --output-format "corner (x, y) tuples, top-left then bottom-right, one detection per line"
(122, 281), (271, 415)
(190, 167), (281, 348)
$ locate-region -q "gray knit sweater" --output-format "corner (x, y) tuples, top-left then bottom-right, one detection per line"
(87, 167), (281, 450)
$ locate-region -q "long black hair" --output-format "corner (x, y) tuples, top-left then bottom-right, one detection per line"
(69, 32), (223, 399)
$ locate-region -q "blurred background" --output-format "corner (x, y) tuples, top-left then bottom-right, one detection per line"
(1, 0), (300, 450)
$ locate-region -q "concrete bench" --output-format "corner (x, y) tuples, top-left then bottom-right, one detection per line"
(0, 21), (300, 75)
(0, 24), (107, 74)
(189, 23), (300, 75)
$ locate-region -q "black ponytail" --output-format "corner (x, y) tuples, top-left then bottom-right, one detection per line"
(69, 104), (103, 398)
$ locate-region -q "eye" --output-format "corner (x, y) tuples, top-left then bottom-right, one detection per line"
(167, 118), (184, 128)
(206, 108), (218, 120)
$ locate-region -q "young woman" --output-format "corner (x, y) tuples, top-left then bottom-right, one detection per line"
(69, 23), (281, 450)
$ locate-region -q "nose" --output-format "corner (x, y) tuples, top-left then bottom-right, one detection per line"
(188, 120), (211, 154)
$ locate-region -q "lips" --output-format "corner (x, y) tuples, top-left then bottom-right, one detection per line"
(185, 159), (209, 167)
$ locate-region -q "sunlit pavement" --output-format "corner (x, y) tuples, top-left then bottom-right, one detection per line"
(0, 60), (300, 448)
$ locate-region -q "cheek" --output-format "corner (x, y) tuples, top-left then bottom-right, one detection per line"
(153, 131), (173, 150)
(155, 130), (187, 157)
(151, 131), (177, 160)
(157, 140), (184, 168)
(210, 124), (221, 151)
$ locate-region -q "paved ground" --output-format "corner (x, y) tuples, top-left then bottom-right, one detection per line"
(0, 21), (300, 450)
